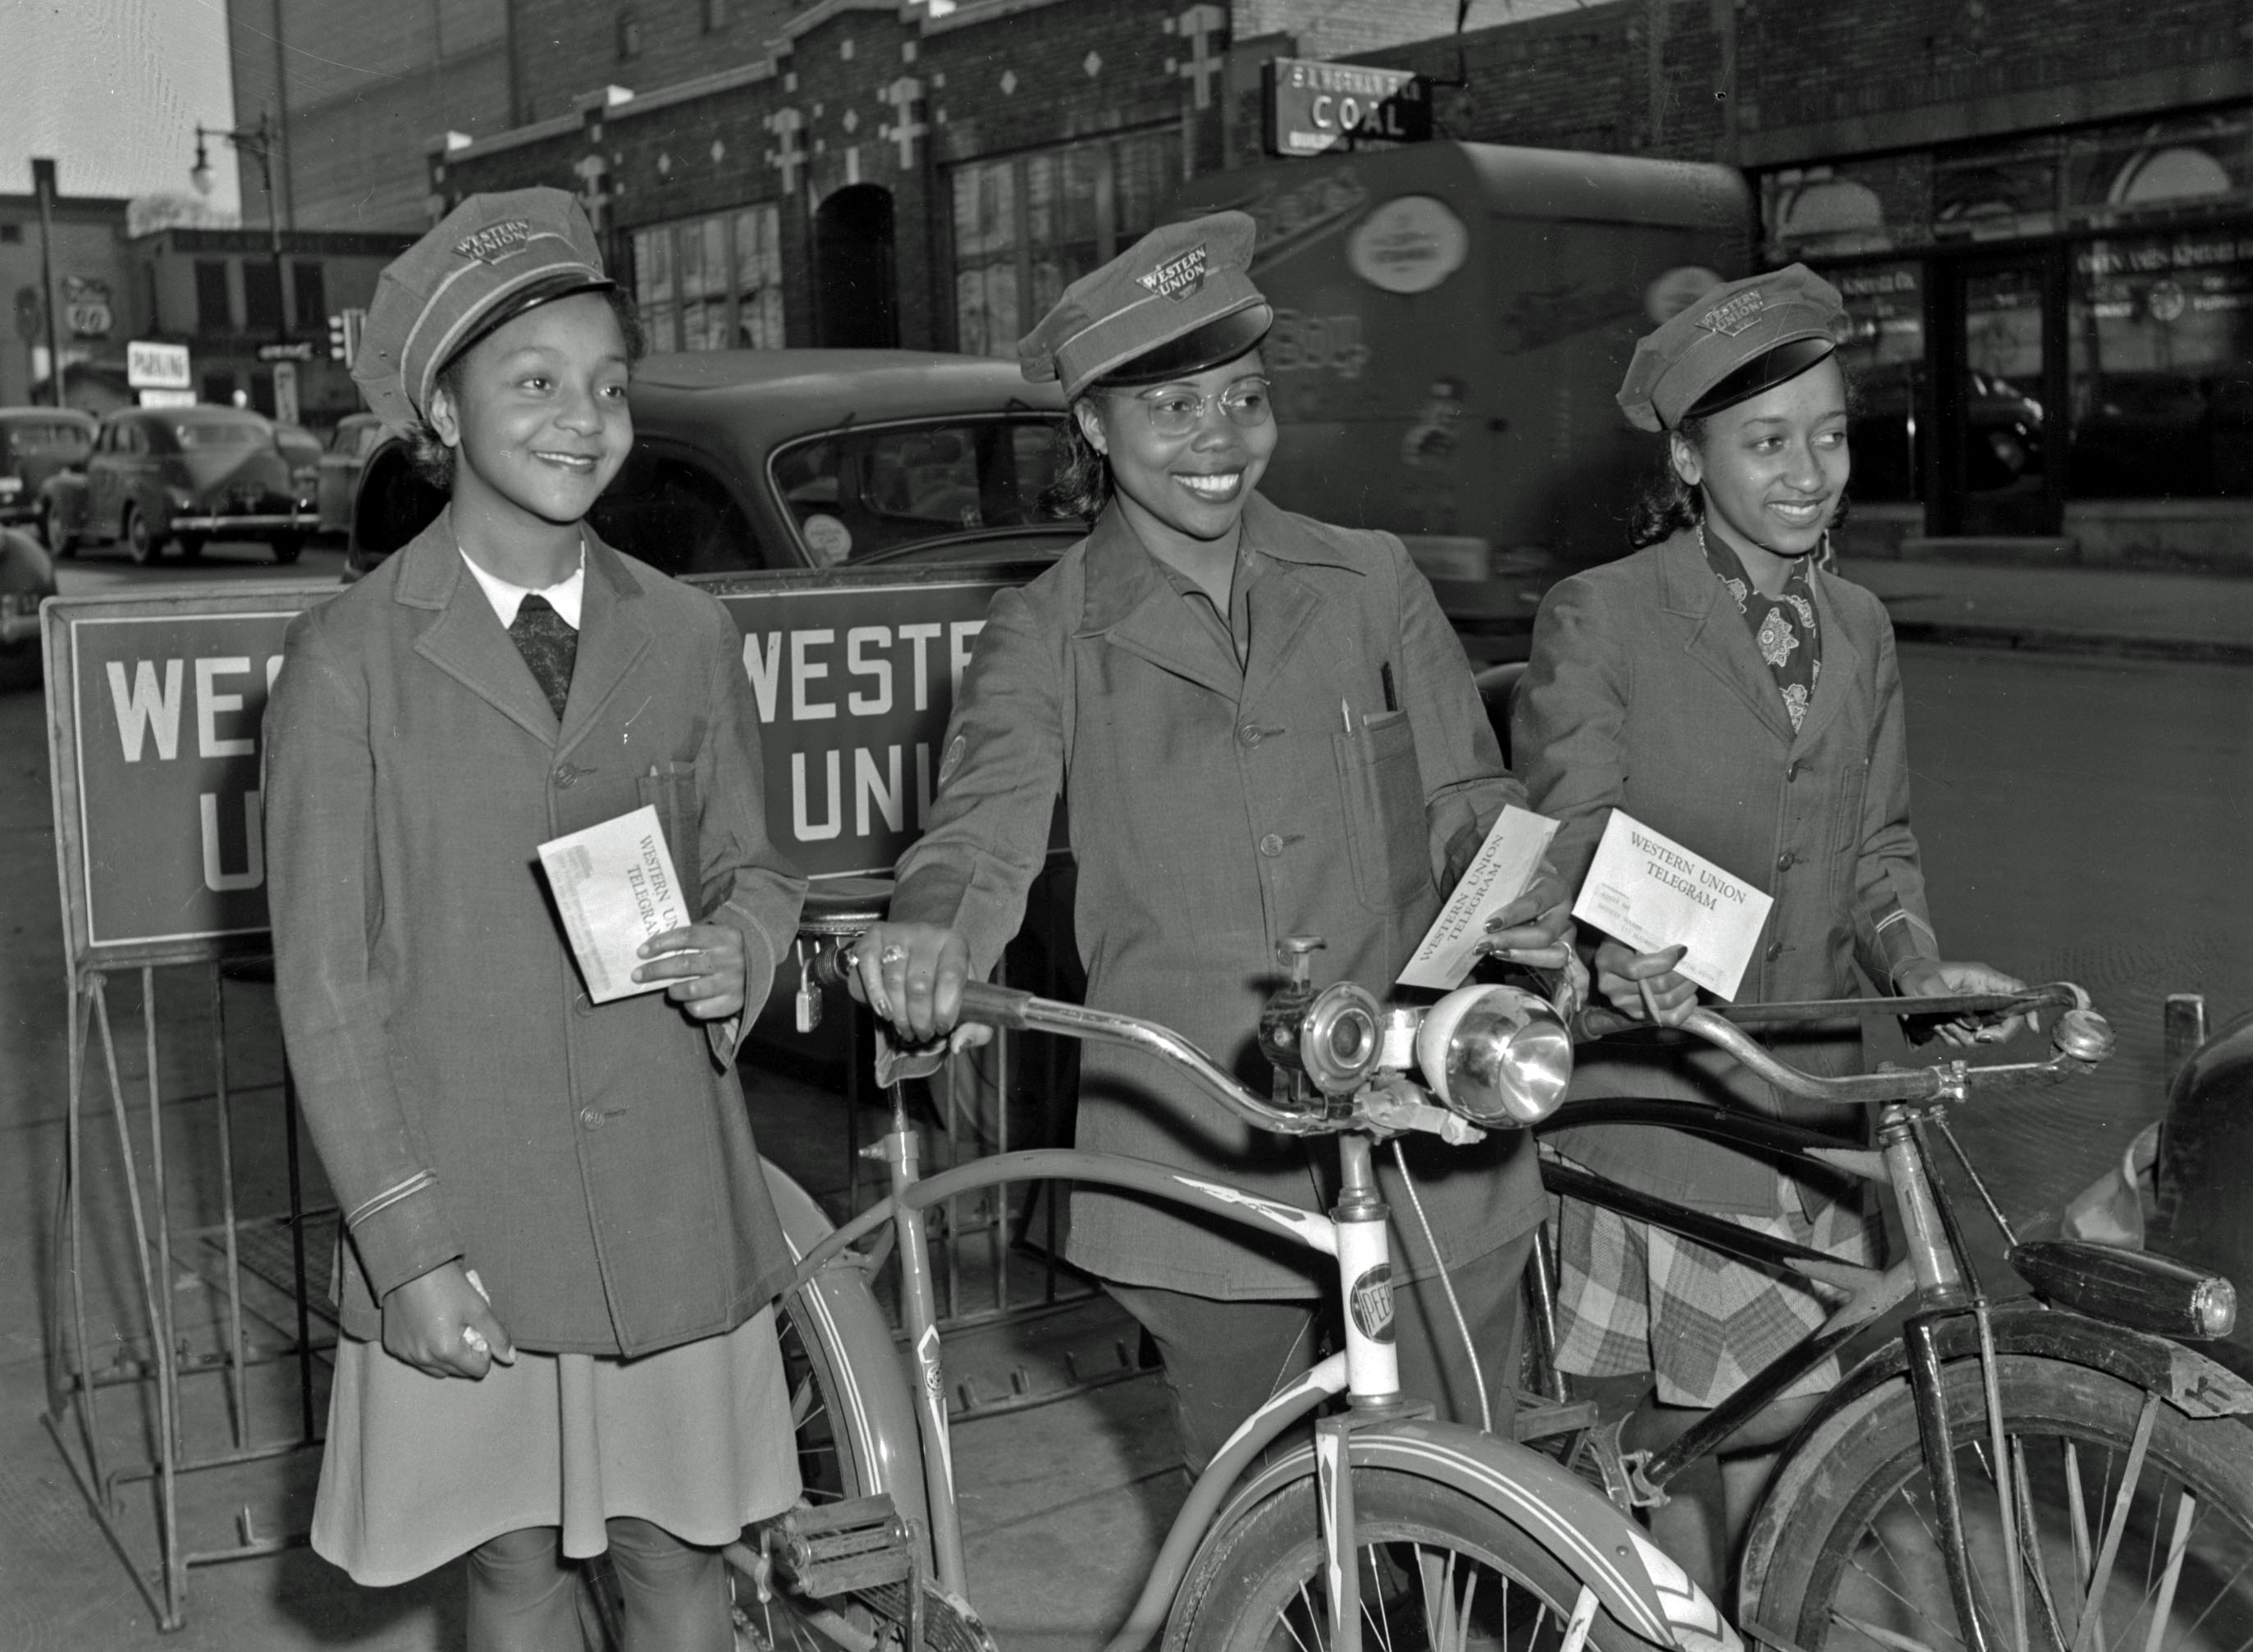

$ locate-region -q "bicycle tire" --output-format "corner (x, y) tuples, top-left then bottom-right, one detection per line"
(1165, 1467), (1644, 1652)
(1743, 1353), (2253, 1652)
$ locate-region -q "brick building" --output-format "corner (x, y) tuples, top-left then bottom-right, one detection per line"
(1357, 0), (2253, 561)
(0, 190), (140, 412)
(235, 0), (2253, 562)
(130, 228), (415, 427)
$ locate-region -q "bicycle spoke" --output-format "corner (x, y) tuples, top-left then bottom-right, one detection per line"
(1367, 1542), (1396, 1652)
(1832, 1609), (1947, 1652)
(2072, 1396), (2161, 1652)
(2133, 1485), (2196, 1652)
(1287, 1574), (1322, 1652)
(2011, 1436), (2072, 1652)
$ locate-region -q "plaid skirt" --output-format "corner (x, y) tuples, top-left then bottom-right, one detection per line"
(1547, 1151), (1882, 1409)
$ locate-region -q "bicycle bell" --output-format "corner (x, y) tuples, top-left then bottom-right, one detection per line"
(1414, 983), (1573, 1126)
(1259, 937), (1386, 1098)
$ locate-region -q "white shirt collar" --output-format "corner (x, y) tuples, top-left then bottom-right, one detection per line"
(459, 541), (587, 629)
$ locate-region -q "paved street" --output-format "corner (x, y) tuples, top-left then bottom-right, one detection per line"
(0, 559), (2247, 1646)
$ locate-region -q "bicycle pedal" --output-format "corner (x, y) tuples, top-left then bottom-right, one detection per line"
(852, 1577), (1000, 1652)
(764, 1495), (915, 1595)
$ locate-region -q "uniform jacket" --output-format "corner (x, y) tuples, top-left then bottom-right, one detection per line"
(264, 513), (806, 1355)
(890, 494), (1540, 1298)
(1511, 527), (1940, 1215)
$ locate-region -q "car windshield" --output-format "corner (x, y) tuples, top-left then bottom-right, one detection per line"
(769, 416), (1077, 565)
(3, 421), (90, 457)
(176, 419), (270, 450)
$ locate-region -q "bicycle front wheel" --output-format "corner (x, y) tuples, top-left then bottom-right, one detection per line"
(1745, 1353), (2253, 1652)
(1166, 1467), (1645, 1652)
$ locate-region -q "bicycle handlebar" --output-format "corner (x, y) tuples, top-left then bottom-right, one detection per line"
(812, 937), (2112, 1133)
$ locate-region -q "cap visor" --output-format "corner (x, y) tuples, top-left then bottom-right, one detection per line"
(1681, 335), (1837, 422)
(437, 272), (618, 379)
(1099, 305), (1275, 389)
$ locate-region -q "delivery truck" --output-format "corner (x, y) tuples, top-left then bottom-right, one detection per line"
(1170, 140), (1753, 638)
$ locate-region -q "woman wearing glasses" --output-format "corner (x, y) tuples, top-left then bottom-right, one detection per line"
(846, 212), (1574, 1469)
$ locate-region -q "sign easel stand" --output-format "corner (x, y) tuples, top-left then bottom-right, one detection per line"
(43, 958), (330, 1631)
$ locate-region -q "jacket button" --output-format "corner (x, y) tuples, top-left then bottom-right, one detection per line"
(1765, 940), (1785, 961)
(1259, 833), (1285, 858)
(574, 989), (595, 1016)
(580, 1107), (604, 1130)
(1240, 723), (1264, 747)
(555, 764), (578, 788)
(1776, 851), (1796, 871)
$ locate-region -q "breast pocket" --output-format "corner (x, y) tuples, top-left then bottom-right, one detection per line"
(1335, 710), (1430, 914)
(1828, 757), (1871, 906)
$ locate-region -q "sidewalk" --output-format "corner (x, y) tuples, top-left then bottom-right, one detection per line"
(1839, 558), (2253, 663)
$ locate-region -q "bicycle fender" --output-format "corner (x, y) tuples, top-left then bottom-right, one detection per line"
(1819, 1297), (2253, 1424)
(762, 1161), (932, 1540)
(1205, 1419), (1738, 1651)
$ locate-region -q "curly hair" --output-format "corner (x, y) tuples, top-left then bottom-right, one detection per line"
(1039, 399), (1112, 522)
(407, 286), (647, 491)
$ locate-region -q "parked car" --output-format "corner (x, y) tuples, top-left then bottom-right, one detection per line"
(273, 422), (324, 508)
(0, 523), (53, 673)
(348, 349), (1081, 578)
(43, 404), (320, 565)
(0, 407), (95, 532)
(315, 411), (383, 539)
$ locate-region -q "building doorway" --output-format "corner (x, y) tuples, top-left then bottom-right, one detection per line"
(813, 185), (899, 349)
(1928, 249), (2067, 536)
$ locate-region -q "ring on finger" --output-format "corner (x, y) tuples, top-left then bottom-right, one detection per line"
(880, 945), (908, 966)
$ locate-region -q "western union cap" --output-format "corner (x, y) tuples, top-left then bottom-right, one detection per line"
(1617, 263), (1845, 432)
(1017, 211), (1273, 402)
(354, 187), (615, 433)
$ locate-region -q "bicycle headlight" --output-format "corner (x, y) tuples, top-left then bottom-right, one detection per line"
(1414, 983), (1572, 1126)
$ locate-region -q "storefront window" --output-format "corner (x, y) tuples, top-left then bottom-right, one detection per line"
(632, 203), (785, 354)
(948, 130), (1181, 360)
(2070, 231), (2253, 497)
(1832, 262), (1926, 502)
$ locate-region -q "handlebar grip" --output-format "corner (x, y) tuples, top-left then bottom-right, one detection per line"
(956, 979), (1035, 1030)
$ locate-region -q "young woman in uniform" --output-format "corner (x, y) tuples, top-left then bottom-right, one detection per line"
(265, 189), (805, 1650)
(846, 212), (1576, 1468)
(1511, 264), (2030, 1591)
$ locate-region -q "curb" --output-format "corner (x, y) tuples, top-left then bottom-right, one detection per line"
(1886, 618), (2253, 666)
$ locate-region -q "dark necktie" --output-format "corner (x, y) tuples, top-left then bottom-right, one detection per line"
(509, 593), (578, 721)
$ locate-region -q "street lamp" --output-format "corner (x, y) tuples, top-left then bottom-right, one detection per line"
(190, 115), (290, 355)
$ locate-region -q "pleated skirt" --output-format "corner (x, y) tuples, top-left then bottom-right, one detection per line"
(312, 1305), (801, 1586)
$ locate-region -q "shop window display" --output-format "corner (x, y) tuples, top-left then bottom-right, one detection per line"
(630, 204), (785, 354)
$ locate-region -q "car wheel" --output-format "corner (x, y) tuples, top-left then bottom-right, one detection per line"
(124, 506), (158, 565)
(40, 503), (72, 558)
(270, 537), (302, 566)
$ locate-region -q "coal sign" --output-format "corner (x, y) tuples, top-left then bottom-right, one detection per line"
(1264, 58), (1431, 158)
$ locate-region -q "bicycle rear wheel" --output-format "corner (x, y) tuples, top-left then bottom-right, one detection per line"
(1166, 1467), (1644, 1652)
(1745, 1353), (2253, 1652)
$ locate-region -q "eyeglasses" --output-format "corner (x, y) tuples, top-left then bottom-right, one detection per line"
(1128, 378), (1274, 440)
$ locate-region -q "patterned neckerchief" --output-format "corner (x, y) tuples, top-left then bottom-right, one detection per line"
(1699, 521), (1823, 732)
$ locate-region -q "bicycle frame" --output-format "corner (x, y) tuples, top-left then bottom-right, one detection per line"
(1533, 1085), (2253, 1651)
(782, 1098), (1731, 1652)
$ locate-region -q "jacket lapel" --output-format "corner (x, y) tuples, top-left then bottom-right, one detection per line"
(400, 509), (561, 749)
(1237, 495), (1358, 717)
(1073, 505), (1242, 701)
(558, 532), (651, 759)
(1793, 564), (1863, 750)
(1657, 528), (1795, 746)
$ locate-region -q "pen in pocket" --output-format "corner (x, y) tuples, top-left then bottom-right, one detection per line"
(1341, 698), (1352, 732)
(1381, 662), (1398, 712)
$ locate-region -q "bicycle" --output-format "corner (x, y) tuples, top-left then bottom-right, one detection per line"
(1534, 988), (2253, 1652)
(732, 898), (1746, 1652)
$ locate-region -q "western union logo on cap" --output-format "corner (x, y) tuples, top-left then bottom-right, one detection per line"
(455, 220), (538, 264)
(1696, 288), (1767, 339)
(1137, 244), (1209, 303)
